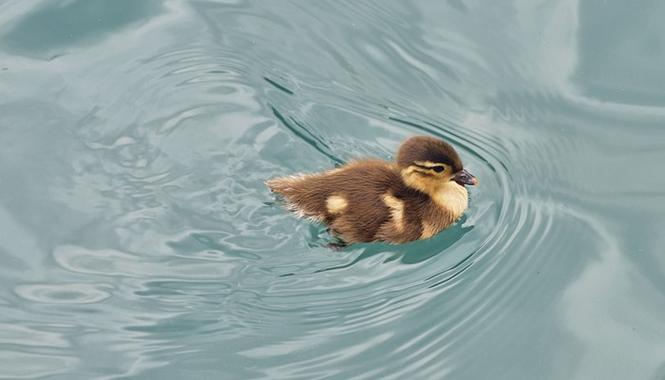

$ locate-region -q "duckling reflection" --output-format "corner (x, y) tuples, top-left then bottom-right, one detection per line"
(267, 136), (478, 245)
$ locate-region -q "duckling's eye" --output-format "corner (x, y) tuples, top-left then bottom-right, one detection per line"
(432, 166), (445, 173)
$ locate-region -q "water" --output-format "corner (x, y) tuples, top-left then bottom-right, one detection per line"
(1, 1), (665, 379)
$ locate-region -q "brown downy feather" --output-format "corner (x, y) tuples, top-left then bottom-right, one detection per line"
(267, 159), (462, 244)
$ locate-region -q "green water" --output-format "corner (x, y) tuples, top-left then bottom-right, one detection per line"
(1, 1), (665, 379)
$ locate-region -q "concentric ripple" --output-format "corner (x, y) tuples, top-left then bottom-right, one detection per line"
(2, 0), (665, 379)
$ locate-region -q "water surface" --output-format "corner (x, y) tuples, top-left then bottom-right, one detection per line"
(1, 1), (665, 379)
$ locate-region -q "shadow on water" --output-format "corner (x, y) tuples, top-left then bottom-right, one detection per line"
(298, 215), (475, 276)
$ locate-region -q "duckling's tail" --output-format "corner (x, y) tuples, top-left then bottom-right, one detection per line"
(265, 177), (284, 194)
(266, 174), (329, 223)
(265, 175), (305, 197)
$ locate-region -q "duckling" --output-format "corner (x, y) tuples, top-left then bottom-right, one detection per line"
(266, 136), (478, 244)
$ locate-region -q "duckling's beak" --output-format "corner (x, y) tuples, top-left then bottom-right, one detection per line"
(454, 169), (478, 186)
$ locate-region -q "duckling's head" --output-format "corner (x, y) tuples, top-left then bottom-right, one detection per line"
(396, 136), (478, 192)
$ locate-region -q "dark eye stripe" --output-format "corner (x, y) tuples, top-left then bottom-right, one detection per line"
(413, 163), (446, 173)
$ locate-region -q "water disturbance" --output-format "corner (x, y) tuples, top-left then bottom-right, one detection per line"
(1, 1), (665, 379)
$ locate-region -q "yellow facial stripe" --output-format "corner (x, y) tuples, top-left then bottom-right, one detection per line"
(413, 160), (442, 168)
(402, 165), (428, 175)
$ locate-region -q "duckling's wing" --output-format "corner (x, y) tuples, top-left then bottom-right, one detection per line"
(326, 170), (394, 242)
(266, 161), (396, 236)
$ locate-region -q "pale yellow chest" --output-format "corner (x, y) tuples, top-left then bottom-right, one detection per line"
(431, 182), (468, 221)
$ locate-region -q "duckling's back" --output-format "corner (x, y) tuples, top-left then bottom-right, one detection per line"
(267, 160), (452, 244)
(266, 160), (396, 228)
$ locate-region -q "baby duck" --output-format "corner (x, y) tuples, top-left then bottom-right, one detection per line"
(266, 136), (478, 244)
